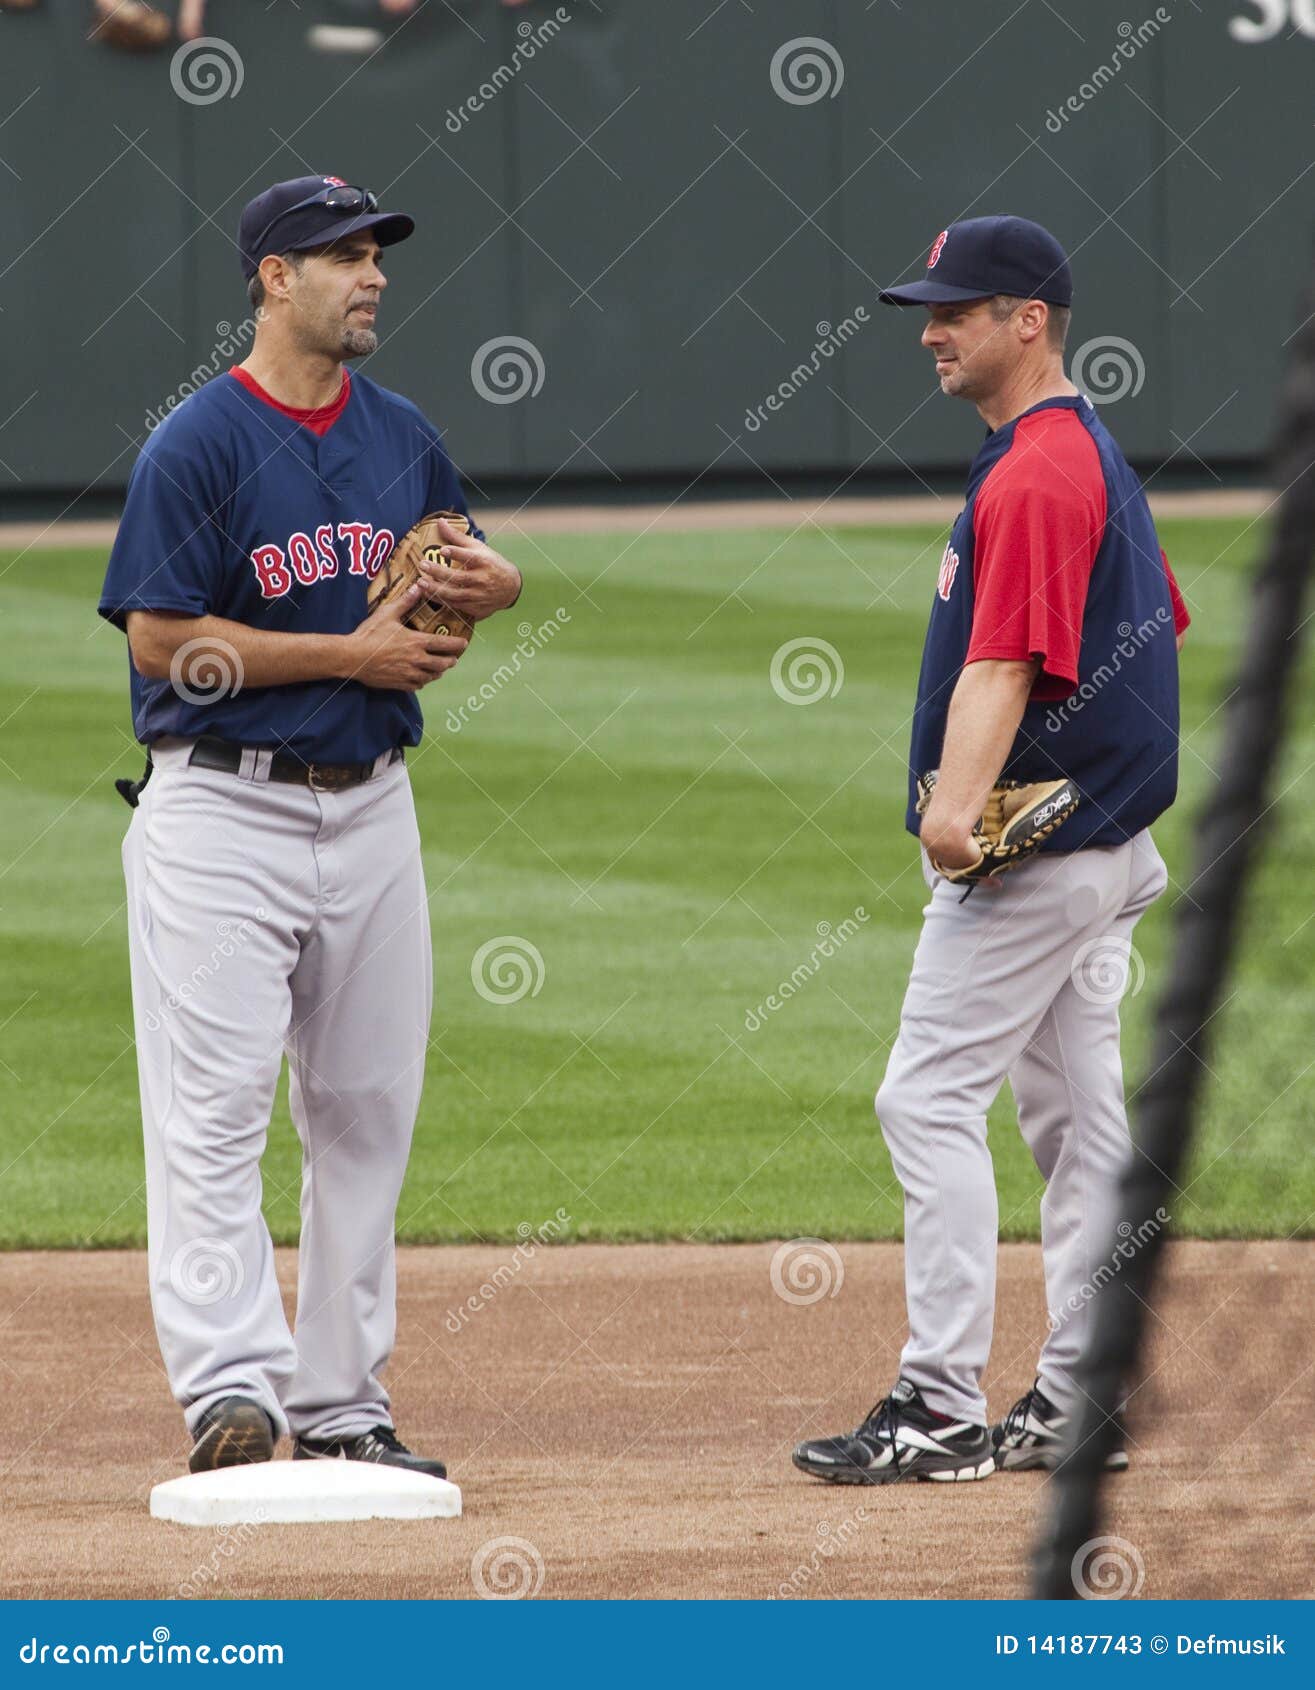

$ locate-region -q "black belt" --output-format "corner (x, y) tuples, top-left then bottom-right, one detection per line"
(188, 736), (403, 792)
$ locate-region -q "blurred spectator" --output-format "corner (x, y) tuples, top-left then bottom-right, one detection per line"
(380, 1), (536, 10)
(1, 0), (536, 52)
(89, 1), (172, 49)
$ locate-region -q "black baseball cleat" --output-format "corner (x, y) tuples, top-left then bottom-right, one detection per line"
(792, 1378), (995, 1485)
(991, 1379), (1128, 1472)
(188, 1396), (275, 1474)
(293, 1424), (447, 1480)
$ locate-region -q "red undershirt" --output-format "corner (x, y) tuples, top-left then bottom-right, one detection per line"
(229, 365), (351, 437)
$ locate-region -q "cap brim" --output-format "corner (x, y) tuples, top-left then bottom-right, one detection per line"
(285, 209), (416, 256)
(878, 280), (993, 306)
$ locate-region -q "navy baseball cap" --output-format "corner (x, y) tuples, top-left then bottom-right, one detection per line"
(879, 216), (1073, 308)
(238, 175), (415, 281)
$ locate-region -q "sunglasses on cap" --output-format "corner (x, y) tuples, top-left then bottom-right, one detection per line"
(249, 184), (380, 257)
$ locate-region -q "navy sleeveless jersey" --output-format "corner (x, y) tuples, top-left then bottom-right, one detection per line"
(906, 395), (1186, 852)
(99, 370), (484, 763)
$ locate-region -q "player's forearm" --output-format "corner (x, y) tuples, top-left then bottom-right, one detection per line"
(128, 612), (355, 687)
(920, 658), (1039, 853)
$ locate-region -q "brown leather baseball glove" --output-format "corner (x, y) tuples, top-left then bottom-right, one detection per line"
(366, 511), (475, 643)
(917, 769), (1079, 884)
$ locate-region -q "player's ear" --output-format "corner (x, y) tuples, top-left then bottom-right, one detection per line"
(258, 253), (296, 304)
(1019, 300), (1049, 344)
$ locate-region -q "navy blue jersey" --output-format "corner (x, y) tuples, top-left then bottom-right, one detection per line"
(907, 395), (1188, 852)
(99, 369), (484, 763)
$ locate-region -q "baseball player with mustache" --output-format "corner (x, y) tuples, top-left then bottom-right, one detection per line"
(101, 176), (521, 1478)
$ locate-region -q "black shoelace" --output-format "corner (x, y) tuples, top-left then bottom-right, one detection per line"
(365, 1425), (409, 1454)
(1002, 1387), (1045, 1442)
(856, 1395), (908, 1473)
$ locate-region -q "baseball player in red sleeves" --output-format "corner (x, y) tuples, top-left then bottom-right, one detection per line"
(793, 217), (1191, 1485)
(100, 176), (522, 1477)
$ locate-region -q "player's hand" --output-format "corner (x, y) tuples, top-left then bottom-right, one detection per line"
(923, 827), (981, 874)
(342, 583), (470, 692)
(416, 517), (522, 622)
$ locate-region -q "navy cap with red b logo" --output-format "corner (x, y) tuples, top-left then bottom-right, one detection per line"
(880, 216), (1072, 308)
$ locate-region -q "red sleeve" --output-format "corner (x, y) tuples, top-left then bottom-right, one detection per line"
(966, 418), (1104, 704)
(1161, 548), (1191, 636)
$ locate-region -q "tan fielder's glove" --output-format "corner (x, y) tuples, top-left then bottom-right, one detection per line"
(366, 511), (475, 643)
(916, 769), (1079, 884)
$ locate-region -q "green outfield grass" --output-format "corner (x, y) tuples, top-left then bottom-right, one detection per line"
(1, 513), (1311, 1246)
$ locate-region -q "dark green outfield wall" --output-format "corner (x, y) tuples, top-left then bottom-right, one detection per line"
(0, 0), (1310, 498)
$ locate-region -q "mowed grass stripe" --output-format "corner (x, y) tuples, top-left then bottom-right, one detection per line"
(0, 517), (1310, 1245)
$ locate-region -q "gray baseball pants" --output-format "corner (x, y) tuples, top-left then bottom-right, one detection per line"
(876, 829), (1168, 1425)
(121, 738), (432, 1444)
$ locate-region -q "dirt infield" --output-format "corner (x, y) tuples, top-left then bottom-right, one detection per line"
(1, 1242), (1309, 1602)
(0, 488), (1271, 554)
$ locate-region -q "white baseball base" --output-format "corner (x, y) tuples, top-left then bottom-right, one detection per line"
(150, 1461), (462, 1526)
